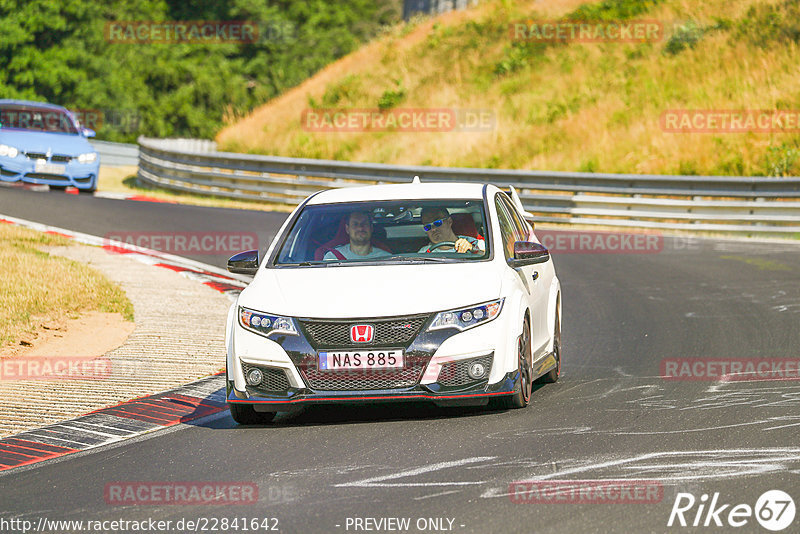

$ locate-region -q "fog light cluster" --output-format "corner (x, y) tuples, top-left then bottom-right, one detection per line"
(468, 362), (487, 379)
(428, 299), (504, 332)
(246, 367), (263, 386)
(239, 307), (298, 338)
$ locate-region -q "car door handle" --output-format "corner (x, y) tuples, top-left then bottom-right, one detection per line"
(532, 271), (539, 281)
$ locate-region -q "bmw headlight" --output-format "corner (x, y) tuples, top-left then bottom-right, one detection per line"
(428, 299), (504, 332)
(77, 152), (97, 164)
(0, 144), (19, 158)
(239, 307), (298, 337)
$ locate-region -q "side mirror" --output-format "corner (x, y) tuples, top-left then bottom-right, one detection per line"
(82, 128), (96, 138)
(228, 249), (259, 275)
(509, 241), (549, 267)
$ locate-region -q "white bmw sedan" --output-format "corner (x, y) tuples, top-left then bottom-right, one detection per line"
(225, 181), (561, 424)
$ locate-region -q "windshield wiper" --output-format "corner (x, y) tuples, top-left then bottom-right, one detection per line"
(281, 261), (329, 267)
(384, 255), (451, 263)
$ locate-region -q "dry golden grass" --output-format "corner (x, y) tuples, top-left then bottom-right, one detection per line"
(217, 0), (800, 177)
(0, 224), (134, 351)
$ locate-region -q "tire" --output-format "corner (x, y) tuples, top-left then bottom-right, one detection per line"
(499, 317), (533, 409)
(537, 306), (561, 384)
(229, 403), (276, 425)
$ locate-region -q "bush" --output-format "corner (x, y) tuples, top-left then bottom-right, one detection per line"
(664, 20), (705, 55)
(735, 0), (800, 47)
(377, 80), (406, 110)
(0, 0), (404, 141)
(763, 143), (800, 177)
(568, 0), (663, 22)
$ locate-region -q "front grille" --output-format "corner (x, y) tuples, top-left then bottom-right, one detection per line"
(299, 314), (429, 349)
(51, 154), (72, 163)
(241, 363), (291, 393)
(438, 355), (493, 387)
(301, 359), (427, 391)
(24, 173), (69, 181)
(25, 152), (48, 160)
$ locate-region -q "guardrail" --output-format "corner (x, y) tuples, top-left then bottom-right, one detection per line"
(138, 137), (800, 234)
(91, 140), (139, 167)
(403, 0), (479, 20)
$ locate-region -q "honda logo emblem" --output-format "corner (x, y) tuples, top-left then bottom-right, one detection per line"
(350, 324), (374, 343)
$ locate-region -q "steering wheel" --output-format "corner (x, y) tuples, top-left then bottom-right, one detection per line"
(428, 241), (457, 252)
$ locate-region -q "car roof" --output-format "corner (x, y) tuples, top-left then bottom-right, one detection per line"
(0, 99), (69, 112)
(306, 182), (494, 205)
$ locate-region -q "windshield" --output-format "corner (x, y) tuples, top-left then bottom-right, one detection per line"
(273, 199), (490, 266)
(0, 105), (80, 134)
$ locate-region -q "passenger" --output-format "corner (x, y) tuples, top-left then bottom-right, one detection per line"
(418, 207), (482, 254)
(323, 211), (391, 260)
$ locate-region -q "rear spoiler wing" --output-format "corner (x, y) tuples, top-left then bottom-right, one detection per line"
(508, 186), (534, 220)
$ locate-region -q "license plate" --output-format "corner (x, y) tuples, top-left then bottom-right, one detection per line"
(34, 161), (66, 174)
(318, 349), (404, 370)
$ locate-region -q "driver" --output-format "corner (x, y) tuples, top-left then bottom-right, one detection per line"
(323, 210), (391, 260)
(419, 207), (482, 254)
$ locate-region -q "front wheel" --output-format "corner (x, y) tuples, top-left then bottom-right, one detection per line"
(228, 403), (276, 425)
(537, 308), (561, 384)
(499, 317), (533, 409)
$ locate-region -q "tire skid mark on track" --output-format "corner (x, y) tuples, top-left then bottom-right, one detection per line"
(0, 375), (226, 472)
(335, 456), (497, 488)
(479, 448), (800, 500)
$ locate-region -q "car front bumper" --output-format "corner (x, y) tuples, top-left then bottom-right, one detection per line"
(0, 156), (99, 189)
(226, 305), (519, 410)
(227, 371), (517, 409)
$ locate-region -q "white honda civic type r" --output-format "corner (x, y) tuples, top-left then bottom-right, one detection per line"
(224, 181), (561, 424)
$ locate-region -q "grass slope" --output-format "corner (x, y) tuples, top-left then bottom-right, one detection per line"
(216, 0), (800, 177)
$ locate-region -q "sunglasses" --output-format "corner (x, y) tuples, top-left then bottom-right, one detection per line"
(422, 218), (448, 232)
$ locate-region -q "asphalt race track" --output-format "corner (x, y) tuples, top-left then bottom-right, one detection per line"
(1, 187), (799, 533)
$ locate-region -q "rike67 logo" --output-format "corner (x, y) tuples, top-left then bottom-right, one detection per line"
(668, 490), (795, 531)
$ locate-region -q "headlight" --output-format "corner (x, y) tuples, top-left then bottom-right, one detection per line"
(77, 152), (97, 164)
(0, 144), (19, 158)
(428, 299), (504, 332)
(239, 307), (298, 337)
